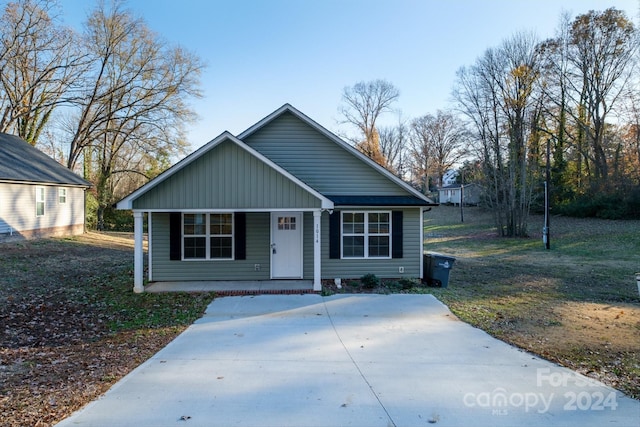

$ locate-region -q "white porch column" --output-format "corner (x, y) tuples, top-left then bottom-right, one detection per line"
(133, 211), (144, 293)
(313, 210), (322, 291)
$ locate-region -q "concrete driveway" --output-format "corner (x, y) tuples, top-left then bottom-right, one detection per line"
(56, 294), (639, 427)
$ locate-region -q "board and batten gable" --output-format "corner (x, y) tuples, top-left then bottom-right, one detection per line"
(242, 111), (413, 197)
(0, 182), (85, 237)
(131, 138), (322, 210)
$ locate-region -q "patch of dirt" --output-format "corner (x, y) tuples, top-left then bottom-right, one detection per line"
(548, 302), (640, 350)
(501, 301), (640, 398)
(0, 232), (179, 427)
(0, 328), (183, 427)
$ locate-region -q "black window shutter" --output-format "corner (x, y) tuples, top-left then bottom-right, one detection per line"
(392, 210), (403, 258)
(169, 212), (182, 260)
(234, 212), (246, 260)
(329, 211), (341, 259)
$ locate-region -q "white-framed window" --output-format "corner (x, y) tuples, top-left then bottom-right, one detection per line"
(342, 211), (391, 258)
(35, 187), (45, 217)
(183, 213), (233, 260)
(58, 187), (67, 204)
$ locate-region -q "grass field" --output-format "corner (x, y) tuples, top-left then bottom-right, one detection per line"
(0, 209), (638, 426)
(424, 205), (640, 399)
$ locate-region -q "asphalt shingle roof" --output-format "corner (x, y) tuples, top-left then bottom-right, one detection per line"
(0, 133), (90, 187)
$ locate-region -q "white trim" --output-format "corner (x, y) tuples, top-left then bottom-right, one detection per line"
(270, 211), (304, 279)
(313, 210), (321, 291)
(0, 179), (89, 189)
(340, 210), (392, 259)
(35, 186), (45, 217)
(133, 211), (144, 293)
(182, 212), (235, 261)
(127, 207), (326, 213)
(420, 208), (425, 281)
(238, 104), (434, 205)
(327, 205), (421, 209)
(148, 212), (153, 282)
(58, 187), (67, 204)
(116, 131), (333, 210)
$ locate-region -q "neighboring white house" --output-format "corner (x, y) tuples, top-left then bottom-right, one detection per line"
(438, 183), (482, 206)
(0, 133), (91, 240)
(442, 169), (458, 186)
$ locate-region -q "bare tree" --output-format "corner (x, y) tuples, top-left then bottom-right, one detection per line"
(378, 113), (409, 176)
(454, 33), (543, 237)
(338, 79), (399, 167)
(65, 0), (203, 229)
(0, 0), (86, 144)
(565, 8), (638, 188)
(409, 110), (466, 191)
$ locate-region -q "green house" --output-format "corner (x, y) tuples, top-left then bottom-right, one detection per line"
(117, 104), (435, 292)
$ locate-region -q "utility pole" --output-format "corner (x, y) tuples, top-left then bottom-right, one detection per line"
(543, 138), (551, 250)
(460, 169), (464, 223)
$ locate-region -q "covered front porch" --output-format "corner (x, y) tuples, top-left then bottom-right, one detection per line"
(132, 209), (327, 293)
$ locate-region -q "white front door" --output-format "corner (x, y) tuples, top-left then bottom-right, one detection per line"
(271, 212), (303, 278)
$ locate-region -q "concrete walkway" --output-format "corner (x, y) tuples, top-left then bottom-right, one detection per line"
(56, 294), (639, 427)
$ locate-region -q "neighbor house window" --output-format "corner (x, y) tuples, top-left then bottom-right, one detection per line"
(342, 211), (390, 258)
(183, 213), (233, 260)
(58, 188), (67, 204)
(35, 187), (45, 216)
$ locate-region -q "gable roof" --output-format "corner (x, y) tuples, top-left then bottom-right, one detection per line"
(239, 104), (434, 205)
(117, 104), (436, 210)
(0, 133), (90, 187)
(439, 183), (480, 190)
(116, 131), (334, 210)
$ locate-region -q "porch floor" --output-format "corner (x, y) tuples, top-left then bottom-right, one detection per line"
(144, 280), (315, 295)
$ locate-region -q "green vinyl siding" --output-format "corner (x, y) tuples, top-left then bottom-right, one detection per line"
(320, 208), (422, 279)
(149, 209), (421, 282)
(243, 112), (413, 197)
(133, 139), (321, 210)
(151, 212), (271, 281)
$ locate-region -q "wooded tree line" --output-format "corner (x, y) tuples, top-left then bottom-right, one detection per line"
(340, 7), (640, 236)
(0, 0), (203, 229)
(2, 2), (638, 234)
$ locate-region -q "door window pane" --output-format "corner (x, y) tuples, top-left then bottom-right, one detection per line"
(277, 216), (296, 230)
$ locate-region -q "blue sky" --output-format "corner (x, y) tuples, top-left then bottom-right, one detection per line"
(59, 0), (638, 149)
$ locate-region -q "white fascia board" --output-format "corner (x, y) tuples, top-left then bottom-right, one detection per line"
(239, 103), (433, 204)
(129, 208), (325, 213)
(0, 179), (90, 189)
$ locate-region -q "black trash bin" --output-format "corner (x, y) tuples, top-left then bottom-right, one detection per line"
(423, 252), (456, 287)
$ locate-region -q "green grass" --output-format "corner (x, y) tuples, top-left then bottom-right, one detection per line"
(422, 205), (640, 398)
(424, 207), (639, 303)
(0, 234), (216, 336)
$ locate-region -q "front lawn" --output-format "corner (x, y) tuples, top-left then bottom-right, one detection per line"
(423, 205), (640, 399)
(0, 233), (216, 427)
